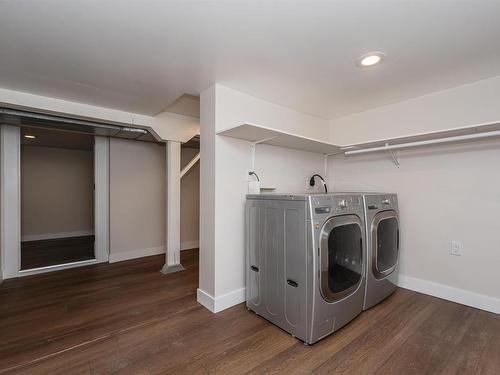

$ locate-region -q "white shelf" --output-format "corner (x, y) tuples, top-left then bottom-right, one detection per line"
(217, 121), (500, 160)
(342, 121), (500, 154)
(217, 123), (341, 155)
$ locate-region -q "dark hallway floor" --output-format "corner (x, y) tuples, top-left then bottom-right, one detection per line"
(21, 235), (95, 270)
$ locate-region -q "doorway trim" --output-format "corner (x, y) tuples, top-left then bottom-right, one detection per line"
(0, 125), (21, 279)
(0, 126), (110, 278)
(94, 136), (110, 263)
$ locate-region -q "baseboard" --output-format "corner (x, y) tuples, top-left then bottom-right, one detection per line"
(21, 230), (94, 242)
(398, 275), (500, 315)
(197, 288), (215, 312)
(215, 288), (246, 312)
(109, 246), (165, 263)
(109, 243), (196, 263)
(181, 240), (199, 251)
(197, 287), (246, 313)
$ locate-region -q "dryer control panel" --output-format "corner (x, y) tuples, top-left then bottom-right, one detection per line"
(364, 193), (398, 211)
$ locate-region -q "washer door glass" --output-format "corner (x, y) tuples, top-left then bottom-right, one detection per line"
(372, 211), (399, 279)
(320, 215), (363, 303)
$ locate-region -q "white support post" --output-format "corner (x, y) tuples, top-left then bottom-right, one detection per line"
(0, 125), (21, 279)
(161, 140), (185, 274)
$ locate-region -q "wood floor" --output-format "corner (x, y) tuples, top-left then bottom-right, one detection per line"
(21, 235), (95, 270)
(0, 249), (498, 375)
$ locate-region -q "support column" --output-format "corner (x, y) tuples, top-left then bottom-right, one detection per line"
(161, 140), (185, 274)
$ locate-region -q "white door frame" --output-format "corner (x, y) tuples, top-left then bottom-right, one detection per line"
(0, 125), (21, 279)
(94, 136), (110, 263)
(0, 126), (110, 278)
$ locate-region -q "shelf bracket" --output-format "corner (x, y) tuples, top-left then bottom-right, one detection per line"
(386, 144), (400, 167)
(250, 136), (279, 172)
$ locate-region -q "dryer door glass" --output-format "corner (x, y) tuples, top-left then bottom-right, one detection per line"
(320, 215), (363, 302)
(372, 211), (399, 279)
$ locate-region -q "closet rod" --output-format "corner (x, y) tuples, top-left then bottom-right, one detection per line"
(344, 129), (500, 155)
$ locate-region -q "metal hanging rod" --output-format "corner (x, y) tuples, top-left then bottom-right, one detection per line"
(344, 129), (500, 155)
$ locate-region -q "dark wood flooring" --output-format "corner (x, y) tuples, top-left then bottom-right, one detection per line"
(0, 249), (499, 374)
(21, 235), (95, 270)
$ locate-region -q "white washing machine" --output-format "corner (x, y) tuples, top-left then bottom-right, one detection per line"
(362, 193), (400, 310)
(245, 193), (366, 344)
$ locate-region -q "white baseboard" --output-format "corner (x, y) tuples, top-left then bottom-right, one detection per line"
(181, 240), (199, 251)
(16, 258), (102, 278)
(21, 230), (94, 242)
(215, 288), (246, 312)
(109, 246), (165, 263)
(109, 242), (196, 263)
(197, 287), (246, 313)
(197, 288), (215, 312)
(398, 275), (500, 315)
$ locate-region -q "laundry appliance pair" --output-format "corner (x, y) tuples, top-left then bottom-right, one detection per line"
(245, 192), (399, 344)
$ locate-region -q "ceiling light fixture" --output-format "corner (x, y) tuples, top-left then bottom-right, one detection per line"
(356, 52), (385, 67)
(24, 134), (36, 139)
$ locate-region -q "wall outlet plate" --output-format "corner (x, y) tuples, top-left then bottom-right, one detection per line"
(451, 240), (463, 256)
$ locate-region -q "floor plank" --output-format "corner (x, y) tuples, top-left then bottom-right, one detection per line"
(0, 249), (498, 374)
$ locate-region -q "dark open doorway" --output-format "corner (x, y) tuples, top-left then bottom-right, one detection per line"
(20, 127), (95, 270)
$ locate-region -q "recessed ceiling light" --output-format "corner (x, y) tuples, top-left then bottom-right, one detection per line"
(356, 52), (385, 67)
(24, 134), (36, 139)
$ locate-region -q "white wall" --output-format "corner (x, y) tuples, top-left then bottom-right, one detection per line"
(330, 75), (500, 146)
(199, 86), (216, 298)
(330, 141), (500, 296)
(255, 144), (326, 193)
(198, 84), (328, 312)
(109, 139), (201, 262)
(21, 146), (94, 240)
(109, 138), (166, 262)
(328, 76), (500, 313)
(180, 147), (200, 249)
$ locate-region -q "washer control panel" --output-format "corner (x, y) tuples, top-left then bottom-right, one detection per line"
(310, 194), (363, 219)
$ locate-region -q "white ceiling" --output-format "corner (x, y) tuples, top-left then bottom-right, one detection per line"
(1, 1), (500, 119)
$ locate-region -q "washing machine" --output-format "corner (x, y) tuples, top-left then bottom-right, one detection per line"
(362, 193), (400, 310)
(245, 193), (366, 344)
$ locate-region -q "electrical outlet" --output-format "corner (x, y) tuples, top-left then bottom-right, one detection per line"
(451, 240), (463, 256)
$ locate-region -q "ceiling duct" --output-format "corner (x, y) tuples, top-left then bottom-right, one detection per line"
(0, 108), (158, 142)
